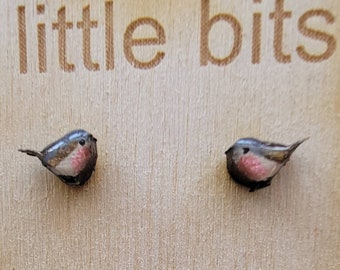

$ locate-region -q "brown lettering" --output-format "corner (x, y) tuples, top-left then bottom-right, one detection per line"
(77, 5), (99, 71)
(37, 24), (46, 73)
(200, 0), (242, 66)
(17, 6), (27, 74)
(297, 10), (336, 62)
(252, 13), (261, 64)
(36, 4), (45, 14)
(105, 1), (114, 70)
(124, 18), (165, 69)
(269, 0), (292, 63)
(52, 6), (75, 72)
(37, 5), (46, 73)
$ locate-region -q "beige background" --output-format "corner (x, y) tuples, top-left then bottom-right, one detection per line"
(1, 0), (339, 269)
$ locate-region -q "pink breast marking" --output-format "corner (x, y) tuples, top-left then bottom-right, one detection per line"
(71, 147), (91, 174)
(237, 154), (269, 181)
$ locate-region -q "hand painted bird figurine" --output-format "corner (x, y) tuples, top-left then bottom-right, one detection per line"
(225, 137), (308, 192)
(19, 129), (97, 186)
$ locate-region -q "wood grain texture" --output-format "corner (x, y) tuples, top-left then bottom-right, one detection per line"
(1, 0), (339, 269)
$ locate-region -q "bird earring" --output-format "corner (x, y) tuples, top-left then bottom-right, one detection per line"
(19, 130), (307, 191)
(225, 137), (308, 192)
(19, 129), (98, 185)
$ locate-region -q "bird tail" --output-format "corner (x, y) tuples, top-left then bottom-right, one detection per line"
(261, 137), (309, 163)
(18, 149), (44, 161)
(289, 137), (309, 154)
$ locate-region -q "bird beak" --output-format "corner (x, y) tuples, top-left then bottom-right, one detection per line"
(225, 147), (232, 155)
(89, 134), (97, 142)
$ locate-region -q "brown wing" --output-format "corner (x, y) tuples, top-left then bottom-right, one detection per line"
(261, 149), (291, 163)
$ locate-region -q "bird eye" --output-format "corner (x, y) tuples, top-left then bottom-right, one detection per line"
(79, 139), (85, 146)
(243, 147), (249, 154)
